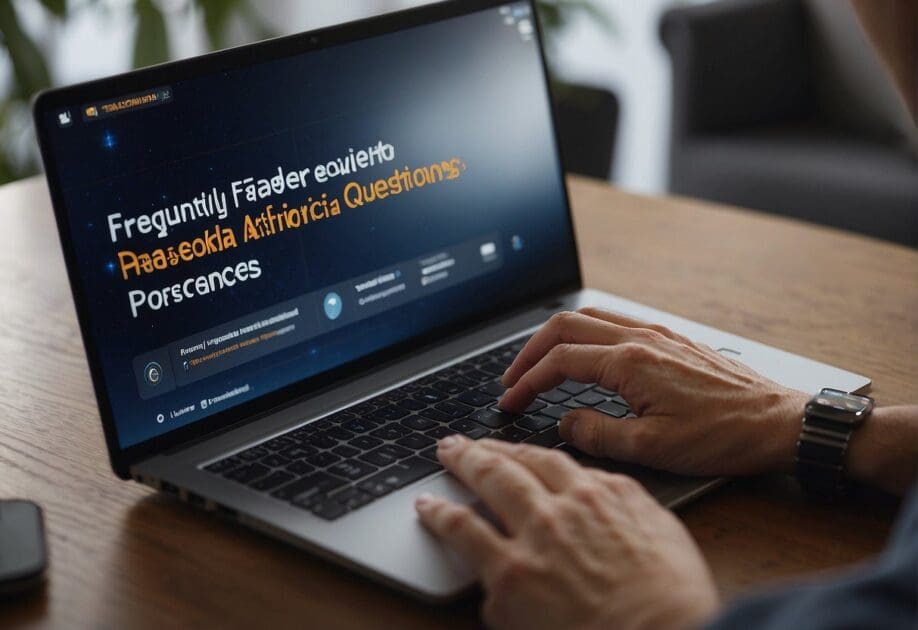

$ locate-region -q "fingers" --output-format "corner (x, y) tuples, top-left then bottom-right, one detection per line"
(501, 311), (636, 387)
(500, 343), (638, 413)
(474, 439), (585, 492)
(436, 435), (548, 532)
(415, 493), (504, 574)
(575, 307), (694, 345)
(559, 408), (660, 463)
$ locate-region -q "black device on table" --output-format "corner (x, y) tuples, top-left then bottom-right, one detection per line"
(0, 500), (48, 597)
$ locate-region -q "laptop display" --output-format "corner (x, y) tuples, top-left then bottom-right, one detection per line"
(35, 1), (577, 453)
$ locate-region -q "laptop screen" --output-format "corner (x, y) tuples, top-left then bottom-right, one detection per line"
(36, 1), (577, 451)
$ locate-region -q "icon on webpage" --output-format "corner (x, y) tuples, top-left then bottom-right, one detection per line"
(323, 292), (343, 321)
(144, 361), (163, 386)
(57, 111), (72, 127)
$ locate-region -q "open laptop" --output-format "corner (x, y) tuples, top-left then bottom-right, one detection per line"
(32, 0), (870, 602)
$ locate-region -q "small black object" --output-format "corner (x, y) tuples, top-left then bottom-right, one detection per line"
(0, 500), (48, 597)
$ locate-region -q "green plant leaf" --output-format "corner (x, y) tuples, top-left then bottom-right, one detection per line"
(0, 2), (52, 98)
(133, 0), (169, 69)
(196, 0), (242, 50)
(38, 0), (67, 18)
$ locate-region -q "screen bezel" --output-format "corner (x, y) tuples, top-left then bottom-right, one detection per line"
(32, 0), (582, 479)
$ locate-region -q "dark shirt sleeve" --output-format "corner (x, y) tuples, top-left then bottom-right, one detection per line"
(706, 484), (918, 630)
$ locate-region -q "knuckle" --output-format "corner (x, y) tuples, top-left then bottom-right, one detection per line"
(549, 310), (577, 329)
(626, 424), (656, 458)
(571, 481), (605, 506)
(605, 473), (641, 494)
(527, 502), (558, 530)
(581, 418), (607, 455)
(547, 343), (573, 363)
(442, 506), (474, 532)
(647, 324), (674, 339)
(468, 456), (503, 487)
(490, 553), (531, 593)
(576, 306), (602, 319)
(617, 342), (651, 363)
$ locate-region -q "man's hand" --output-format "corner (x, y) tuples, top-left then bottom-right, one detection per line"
(499, 308), (809, 477)
(416, 436), (719, 630)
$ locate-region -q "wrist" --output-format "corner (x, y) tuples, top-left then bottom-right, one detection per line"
(845, 406), (918, 496)
(768, 388), (810, 475)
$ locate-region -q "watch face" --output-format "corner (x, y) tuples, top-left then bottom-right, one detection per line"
(815, 389), (873, 413)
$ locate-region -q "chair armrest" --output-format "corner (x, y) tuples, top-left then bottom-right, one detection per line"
(660, 0), (815, 138)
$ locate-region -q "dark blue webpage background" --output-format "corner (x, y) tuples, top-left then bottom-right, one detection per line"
(41, 6), (577, 448)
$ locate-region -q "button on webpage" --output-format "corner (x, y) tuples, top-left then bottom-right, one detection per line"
(144, 361), (163, 386)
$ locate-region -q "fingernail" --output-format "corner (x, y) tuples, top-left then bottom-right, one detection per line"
(415, 492), (434, 509)
(438, 435), (462, 451)
(500, 370), (510, 386)
(559, 413), (577, 442)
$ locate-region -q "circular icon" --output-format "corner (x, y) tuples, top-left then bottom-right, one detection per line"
(156, 413), (165, 424)
(144, 361), (163, 386)
(323, 292), (343, 321)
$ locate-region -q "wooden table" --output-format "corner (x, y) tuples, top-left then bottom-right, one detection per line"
(1, 175), (916, 628)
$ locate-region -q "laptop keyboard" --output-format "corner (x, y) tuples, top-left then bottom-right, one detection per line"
(203, 337), (634, 521)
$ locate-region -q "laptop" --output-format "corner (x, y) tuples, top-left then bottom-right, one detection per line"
(32, 0), (870, 602)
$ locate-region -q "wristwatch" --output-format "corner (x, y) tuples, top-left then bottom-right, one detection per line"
(795, 388), (874, 500)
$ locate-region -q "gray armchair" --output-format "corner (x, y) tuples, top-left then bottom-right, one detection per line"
(661, 0), (918, 247)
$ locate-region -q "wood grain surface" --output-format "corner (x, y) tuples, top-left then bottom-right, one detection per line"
(1, 175), (915, 629)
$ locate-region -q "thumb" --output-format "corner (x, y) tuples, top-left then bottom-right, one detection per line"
(559, 409), (659, 464)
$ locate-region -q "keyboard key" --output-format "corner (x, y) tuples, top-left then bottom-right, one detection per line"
(358, 457), (441, 493)
(260, 454), (290, 468)
(396, 432), (436, 450)
(271, 471), (346, 502)
(332, 444), (360, 458)
(307, 433), (339, 450)
(524, 426), (563, 448)
(326, 427), (355, 441)
(426, 426), (458, 440)
(414, 389), (447, 404)
(343, 418), (376, 434)
(263, 436), (296, 451)
(466, 426), (491, 440)
(524, 400), (547, 413)
(450, 419), (486, 436)
(419, 446), (440, 463)
(575, 391), (607, 406)
(452, 375), (480, 388)
(226, 463), (270, 484)
(593, 386), (617, 397)
(517, 415), (557, 433)
(558, 380), (591, 395)
(330, 487), (374, 511)
(540, 405), (569, 420)
(457, 390), (496, 408)
(327, 460), (378, 481)
(307, 499), (349, 521)
(479, 381), (507, 397)
(478, 362), (508, 376)
(351, 402), (377, 415)
(360, 444), (412, 467)
(609, 394), (630, 407)
(396, 397), (427, 411)
(401, 415), (438, 431)
(349, 435), (383, 451)
(307, 452), (341, 468)
(205, 457), (242, 474)
(285, 460), (315, 476)
(370, 422), (411, 440)
(563, 400), (587, 409)
(238, 446), (269, 462)
(278, 445), (318, 460)
(419, 408), (453, 424)
(596, 400), (629, 418)
(538, 389), (570, 404)
(470, 409), (516, 429)
(251, 470), (294, 491)
(328, 411), (357, 424)
(432, 380), (464, 395)
(435, 400), (474, 419)
(463, 369), (493, 383)
(370, 405), (410, 422)
(495, 426), (532, 443)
